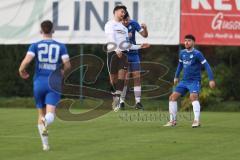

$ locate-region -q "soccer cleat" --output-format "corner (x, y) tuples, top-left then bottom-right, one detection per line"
(43, 144), (50, 151)
(41, 117), (48, 136)
(163, 121), (177, 127)
(192, 120), (201, 128)
(135, 102), (144, 110)
(120, 102), (125, 110)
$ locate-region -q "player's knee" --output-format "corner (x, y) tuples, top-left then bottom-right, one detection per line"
(133, 78), (141, 86)
(169, 94), (175, 101)
(45, 112), (55, 125)
(190, 94), (198, 101)
(169, 93), (179, 101)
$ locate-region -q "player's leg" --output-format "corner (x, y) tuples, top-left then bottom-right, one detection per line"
(120, 71), (129, 109)
(34, 82), (50, 151)
(164, 81), (187, 127)
(189, 81), (201, 128)
(108, 53), (122, 111)
(44, 91), (60, 126)
(112, 54), (128, 111)
(107, 52), (121, 110)
(132, 70), (143, 109)
(44, 104), (56, 127)
(163, 92), (181, 126)
(37, 108), (49, 151)
(116, 53), (128, 94)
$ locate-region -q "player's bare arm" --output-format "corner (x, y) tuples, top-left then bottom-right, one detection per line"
(19, 54), (34, 79)
(62, 58), (71, 76)
(140, 23), (148, 38)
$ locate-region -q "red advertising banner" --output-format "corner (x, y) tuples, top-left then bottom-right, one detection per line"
(181, 0), (240, 46)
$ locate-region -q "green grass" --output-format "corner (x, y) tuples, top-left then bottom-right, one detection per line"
(0, 107), (240, 160)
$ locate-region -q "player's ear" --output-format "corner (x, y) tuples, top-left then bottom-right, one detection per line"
(40, 30), (43, 34)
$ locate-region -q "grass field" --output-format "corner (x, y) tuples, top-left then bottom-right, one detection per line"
(1, 107), (240, 160)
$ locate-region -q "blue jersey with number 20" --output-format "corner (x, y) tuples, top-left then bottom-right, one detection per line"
(27, 39), (69, 108)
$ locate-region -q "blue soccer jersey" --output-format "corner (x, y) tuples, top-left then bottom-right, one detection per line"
(126, 20), (143, 55)
(175, 48), (214, 81)
(27, 39), (69, 79)
(27, 39), (69, 108)
(174, 48), (214, 95)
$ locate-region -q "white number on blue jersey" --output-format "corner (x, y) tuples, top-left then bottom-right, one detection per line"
(38, 43), (60, 63)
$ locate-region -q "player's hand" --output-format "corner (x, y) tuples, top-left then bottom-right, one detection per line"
(140, 43), (150, 49)
(141, 23), (147, 30)
(116, 51), (123, 58)
(209, 80), (216, 89)
(19, 70), (30, 79)
(174, 78), (179, 85)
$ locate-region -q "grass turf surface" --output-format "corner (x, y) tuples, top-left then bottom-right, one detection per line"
(0, 108), (240, 160)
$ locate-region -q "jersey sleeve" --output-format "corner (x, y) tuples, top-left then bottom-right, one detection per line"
(196, 51), (207, 64)
(178, 51), (183, 63)
(197, 51), (214, 80)
(27, 43), (36, 57)
(60, 44), (69, 60)
(133, 21), (143, 33)
(175, 51), (183, 78)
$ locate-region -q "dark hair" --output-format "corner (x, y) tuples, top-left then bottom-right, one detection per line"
(113, 4), (127, 14)
(41, 20), (53, 34)
(184, 34), (196, 42)
(123, 11), (129, 19)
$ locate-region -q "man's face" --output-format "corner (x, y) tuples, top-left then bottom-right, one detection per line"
(115, 9), (126, 21)
(122, 17), (130, 26)
(184, 39), (194, 50)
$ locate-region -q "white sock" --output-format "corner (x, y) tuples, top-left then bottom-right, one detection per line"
(45, 112), (55, 126)
(120, 86), (128, 103)
(169, 101), (177, 121)
(134, 86), (141, 104)
(38, 124), (48, 146)
(192, 100), (201, 121)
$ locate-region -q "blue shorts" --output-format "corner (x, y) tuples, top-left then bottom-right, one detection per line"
(127, 53), (141, 72)
(174, 80), (201, 96)
(33, 77), (61, 109)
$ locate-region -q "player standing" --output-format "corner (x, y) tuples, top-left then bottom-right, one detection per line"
(164, 34), (215, 128)
(121, 11), (148, 110)
(19, 20), (71, 150)
(104, 5), (149, 111)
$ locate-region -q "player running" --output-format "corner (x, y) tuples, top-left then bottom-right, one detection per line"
(121, 11), (148, 110)
(104, 5), (149, 112)
(164, 34), (215, 128)
(19, 20), (71, 151)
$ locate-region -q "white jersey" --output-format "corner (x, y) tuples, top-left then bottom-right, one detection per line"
(104, 20), (140, 52)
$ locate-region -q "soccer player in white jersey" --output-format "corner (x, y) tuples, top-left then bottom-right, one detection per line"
(104, 5), (149, 111)
(19, 20), (71, 150)
(164, 34), (215, 128)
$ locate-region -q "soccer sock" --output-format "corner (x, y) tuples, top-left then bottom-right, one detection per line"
(169, 101), (177, 121)
(134, 86), (141, 104)
(38, 124), (48, 146)
(45, 112), (55, 126)
(120, 86), (128, 103)
(192, 100), (201, 121)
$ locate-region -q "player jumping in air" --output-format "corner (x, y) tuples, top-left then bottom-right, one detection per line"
(19, 20), (71, 150)
(121, 11), (148, 110)
(164, 34), (215, 128)
(104, 5), (150, 112)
